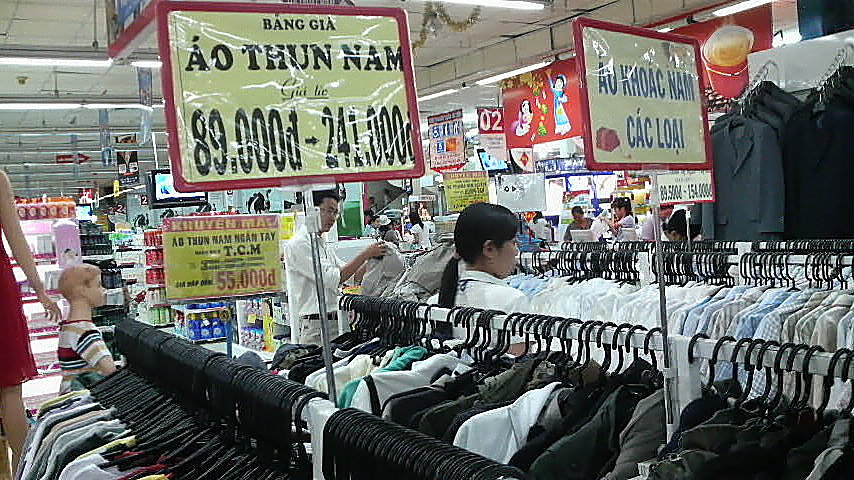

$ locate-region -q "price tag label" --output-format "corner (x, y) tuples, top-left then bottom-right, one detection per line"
(158, 3), (424, 191)
(657, 171), (715, 205)
(163, 215), (281, 301)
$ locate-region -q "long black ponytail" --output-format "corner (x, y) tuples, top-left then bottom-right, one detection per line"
(437, 203), (518, 307)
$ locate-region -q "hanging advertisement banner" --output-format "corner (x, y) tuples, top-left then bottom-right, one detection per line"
(656, 170), (715, 205)
(509, 147), (535, 172)
(163, 214), (281, 301)
(158, 2), (424, 191)
(98, 109), (113, 166)
(115, 134), (140, 187)
(671, 5), (772, 103)
(428, 109), (466, 172)
(476, 107), (509, 169)
(137, 67), (154, 144)
(443, 171), (488, 212)
(495, 173), (546, 213)
(573, 18), (713, 171)
(502, 58), (582, 150)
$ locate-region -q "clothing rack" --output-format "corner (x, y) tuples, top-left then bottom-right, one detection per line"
(339, 295), (854, 444)
(113, 320), (324, 456)
(672, 333), (854, 418)
(339, 294), (668, 423)
(322, 409), (528, 480)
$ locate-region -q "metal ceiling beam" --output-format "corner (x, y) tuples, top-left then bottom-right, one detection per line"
(0, 95), (165, 104)
(0, 45), (160, 64)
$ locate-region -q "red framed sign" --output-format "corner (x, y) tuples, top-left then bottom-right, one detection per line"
(108, 0), (163, 58)
(157, 2), (424, 192)
(572, 18), (713, 172)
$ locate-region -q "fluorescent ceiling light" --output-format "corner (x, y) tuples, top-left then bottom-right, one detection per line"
(0, 103), (83, 110)
(84, 103), (153, 111)
(462, 112), (478, 124)
(409, 0), (544, 10)
(419, 88), (459, 102)
(657, 27), (674, 32)
(130, 60), (162, 69)
(0, 102), (153, 111)
(712, 0), (774, 17)
(0, 57), (112, 68)
(476, 60), (552, 86)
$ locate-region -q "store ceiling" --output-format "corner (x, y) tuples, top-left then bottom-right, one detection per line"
(0, 0), (739, 194)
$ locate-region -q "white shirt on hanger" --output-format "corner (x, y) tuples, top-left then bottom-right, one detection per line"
(453, 382), (560, 463)
(350, 353), (470, 414)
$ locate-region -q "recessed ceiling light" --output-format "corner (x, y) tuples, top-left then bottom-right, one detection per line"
(408, 0), (545, 10)
(476, 61), (552, 86)
(0, 57), (112, 68)
(130, 60), (162, 69)
(419, 89), (459, 102)
(712, 0), (774, 17)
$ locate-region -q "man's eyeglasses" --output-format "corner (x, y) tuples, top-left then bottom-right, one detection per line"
(319, 207), (340, 217)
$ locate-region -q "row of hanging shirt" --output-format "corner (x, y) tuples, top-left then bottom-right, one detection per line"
(646, 341), (854, 480)
(331, 296), (670, 480)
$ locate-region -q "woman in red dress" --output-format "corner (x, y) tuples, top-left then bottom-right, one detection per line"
(0, 171), (61, 468)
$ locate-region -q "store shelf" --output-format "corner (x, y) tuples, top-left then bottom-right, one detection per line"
(171, 305), (231, 314)
(82, 254), (114, 261)
(29, 329), (59, 339)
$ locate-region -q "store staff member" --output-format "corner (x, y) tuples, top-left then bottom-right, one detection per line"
(285, 190), (387, 345)
(436, 203), (527, 313)
(640, 204), (674, 241)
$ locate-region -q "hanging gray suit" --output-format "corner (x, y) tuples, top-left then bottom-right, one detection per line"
(701, 113), (785, 241)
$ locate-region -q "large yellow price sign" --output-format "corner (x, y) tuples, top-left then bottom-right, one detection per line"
(157, 2), (424, 191)
(163, 215), (281, 301)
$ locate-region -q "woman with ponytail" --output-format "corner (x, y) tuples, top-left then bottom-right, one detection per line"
(436, 203), (526, 312)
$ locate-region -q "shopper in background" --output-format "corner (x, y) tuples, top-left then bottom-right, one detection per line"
(362, 214), (380, 238)
(664, 209), (703, 242)
(408, 211), (432, 250)
(284, 190), (387, 345)
(640, 204), (674, 241)
(0, 171), (61, 468)
(609, 197), (637, 242)
(437, 203), (526, 313)
(563, 206), (594, 241)
(378, 215), (402, 245)
(528, 211), (552, 241)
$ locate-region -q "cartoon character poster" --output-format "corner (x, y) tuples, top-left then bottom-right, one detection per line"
(502, 58), (582, 149)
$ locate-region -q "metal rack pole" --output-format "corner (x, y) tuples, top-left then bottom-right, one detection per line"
(649, 172), (676, 436)
(303, 189), (338, 403)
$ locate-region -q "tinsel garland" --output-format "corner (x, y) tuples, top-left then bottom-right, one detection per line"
(412, 2), (482, 50)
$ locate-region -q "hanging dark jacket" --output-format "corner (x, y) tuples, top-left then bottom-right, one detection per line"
(782, 92), (854, 239)
(527, 384), (651, 480)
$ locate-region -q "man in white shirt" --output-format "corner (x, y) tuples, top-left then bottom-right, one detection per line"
(284, 190), (387, 345)
(640, 204), (674, 241)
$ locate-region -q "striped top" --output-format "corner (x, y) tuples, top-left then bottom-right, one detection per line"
(58, 320), (111, 394)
